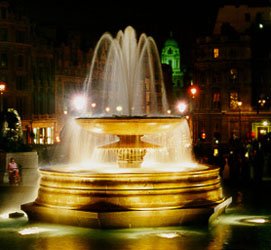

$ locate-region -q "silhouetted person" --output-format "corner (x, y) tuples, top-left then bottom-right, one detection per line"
(251, 143), (264, 185)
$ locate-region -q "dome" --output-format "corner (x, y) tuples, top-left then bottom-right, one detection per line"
(164, 38), (178, 48)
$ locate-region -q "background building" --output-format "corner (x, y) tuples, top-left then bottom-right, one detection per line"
(0, 1), (91, 145)
(192, 3), (271, 152)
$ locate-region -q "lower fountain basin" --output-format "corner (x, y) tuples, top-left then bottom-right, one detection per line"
(22, 164), (231, 228)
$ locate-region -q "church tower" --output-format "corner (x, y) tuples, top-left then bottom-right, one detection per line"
(161, 34), (183, 88)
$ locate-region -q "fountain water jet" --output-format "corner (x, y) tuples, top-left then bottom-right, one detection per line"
(22, 26), (231, 228)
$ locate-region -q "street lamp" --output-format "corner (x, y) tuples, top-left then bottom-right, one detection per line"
(189, 86), (198, 99)
(188, 84), (199, 144)
(237, 101), (242, 138)
(176, 101), (187, 114)
(258, 98), (266, 107)
(0, 81), (6, 112)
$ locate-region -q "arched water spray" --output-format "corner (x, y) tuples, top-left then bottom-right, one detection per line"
(82, 26), (168, 117)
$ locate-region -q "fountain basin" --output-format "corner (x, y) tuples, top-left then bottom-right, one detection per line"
(22, 165), (231, 228)
(76, 117), (184, 168)
(75, 117), (183, 135)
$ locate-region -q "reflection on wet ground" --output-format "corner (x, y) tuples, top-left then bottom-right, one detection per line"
(1, 181), (271, 250)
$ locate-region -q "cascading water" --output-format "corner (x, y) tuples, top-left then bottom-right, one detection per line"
(83, 25), (168, 117)
(22, 26), (231, 228)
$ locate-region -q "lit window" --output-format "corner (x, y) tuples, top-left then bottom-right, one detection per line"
(230, 68), (238, 80)
(213, 48), (219, 58)
(230, 92), (239, 109)
(213, 91), (221, 110)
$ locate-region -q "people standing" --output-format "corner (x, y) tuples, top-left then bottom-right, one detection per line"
(6, 157), (20, 185)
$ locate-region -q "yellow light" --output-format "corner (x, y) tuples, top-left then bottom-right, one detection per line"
(262, 121), (268, 126)
(259, 129), (267, 135)
(213, 48), (219, 58)
(245, 152), (249, 158)
(116, 106), (123, 112)
(213, 148), (219, 157)
(190, 87), (197, 95)
(0, 82), (6, 93)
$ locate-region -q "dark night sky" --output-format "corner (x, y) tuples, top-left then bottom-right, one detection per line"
(18, 1), (220, 38)
(9, 0), (271, 64)
(10, 0), (222, 65)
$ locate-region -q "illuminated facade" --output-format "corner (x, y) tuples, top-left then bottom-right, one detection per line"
(193, 4), (271, 145)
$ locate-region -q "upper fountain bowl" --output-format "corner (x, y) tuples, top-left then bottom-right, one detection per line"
(75, 116), (183, 135)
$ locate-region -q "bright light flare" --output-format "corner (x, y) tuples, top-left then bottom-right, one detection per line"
(262, 120), (268, 126)
(157, 232), (180, 238)
(0, 212), (10, 219)
(72, 95), (87, 111)
(177, 102), (187, 113)
(116, 106), (123, 112)
(240, 217), (271, 224)
(0, 82), (6, 93)
(18, 227), (56, 235)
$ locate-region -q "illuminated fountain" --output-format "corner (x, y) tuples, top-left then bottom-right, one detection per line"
(22, 26), (231, 228)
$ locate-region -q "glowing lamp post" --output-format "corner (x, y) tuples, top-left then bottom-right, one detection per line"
(258, 98), (266, 107)
(188, 85), (198, 144)
(190, 86), (197, 98)
(177, 102), (187, 114)
(0, 81), (6, 112)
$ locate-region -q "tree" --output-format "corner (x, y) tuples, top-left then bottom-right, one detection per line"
(0, 108), (31, 152)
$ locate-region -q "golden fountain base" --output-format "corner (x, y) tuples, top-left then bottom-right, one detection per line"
(22, 165), (231, 228)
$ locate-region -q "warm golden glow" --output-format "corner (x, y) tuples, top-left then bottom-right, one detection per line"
(0, 82), (6, 93)
(76, 117), (183, 135)
(76, 117), (184, 168)
(22, 163), (228, 228)
(213, 48), (219, 58)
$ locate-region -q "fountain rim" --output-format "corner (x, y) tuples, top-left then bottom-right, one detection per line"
(38, 164), (218, 177)
(75, 115), (186, 135)
(76, 115), (184, 121)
